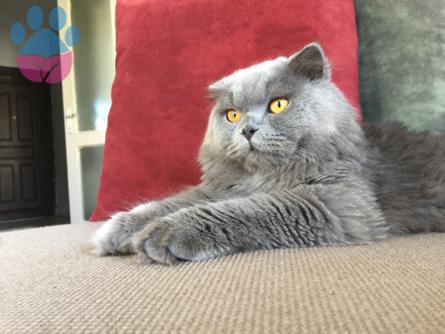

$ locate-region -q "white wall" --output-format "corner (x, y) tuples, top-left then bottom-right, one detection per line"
(0, 25), (18, 67)
(0, 0), (58, 68)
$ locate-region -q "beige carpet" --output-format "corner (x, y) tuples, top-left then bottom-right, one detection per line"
(0, 223), (444, 333)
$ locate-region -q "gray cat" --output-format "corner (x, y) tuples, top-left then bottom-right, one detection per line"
(93, 43), (445, 264)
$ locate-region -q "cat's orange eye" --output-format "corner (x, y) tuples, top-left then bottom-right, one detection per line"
(226, 109), (241, 123)
(269, 98), (289, 114)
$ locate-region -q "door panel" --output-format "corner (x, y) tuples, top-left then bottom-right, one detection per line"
(0, 165), (14, 202)
(17, 94), (34, 140)
(0, 93), (12, 140)
(20, 164), (37, 201)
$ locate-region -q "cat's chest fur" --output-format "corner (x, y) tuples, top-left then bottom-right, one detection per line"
(208, 160), (325, 198)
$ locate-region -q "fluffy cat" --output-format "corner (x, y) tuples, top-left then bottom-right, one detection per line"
(94, 43), (445, 264)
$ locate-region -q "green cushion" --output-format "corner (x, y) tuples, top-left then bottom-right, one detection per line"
(355, 0), (445, 133)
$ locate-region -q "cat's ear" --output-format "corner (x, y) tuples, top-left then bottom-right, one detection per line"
(288, 43), (330, 81)
(208, 82), (225, 101)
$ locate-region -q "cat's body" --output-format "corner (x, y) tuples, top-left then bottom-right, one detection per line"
(94, 43), (445, 264)
(364, 124), (445, 234)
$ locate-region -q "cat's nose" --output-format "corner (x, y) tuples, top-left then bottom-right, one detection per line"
(241, 125), (258, 140)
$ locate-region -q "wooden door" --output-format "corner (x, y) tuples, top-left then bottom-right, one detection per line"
(0, 67), (54, 222)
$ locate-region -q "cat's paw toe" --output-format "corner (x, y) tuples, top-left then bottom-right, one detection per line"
(133, 219), (179, 264)
(133, 219), (215, 265)
(92, 212), (138, 256)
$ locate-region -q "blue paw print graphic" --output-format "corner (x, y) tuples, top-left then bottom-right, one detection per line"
(9, 5), (80, 83)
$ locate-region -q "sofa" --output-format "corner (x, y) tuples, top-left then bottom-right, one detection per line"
(1, 0), (445, 333)
(1, 224), (444, 333)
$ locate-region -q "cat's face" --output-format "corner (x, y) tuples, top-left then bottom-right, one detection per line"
(200, 43), (354, 172)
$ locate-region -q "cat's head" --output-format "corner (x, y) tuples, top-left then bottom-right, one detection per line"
(200, 43), (359, 174)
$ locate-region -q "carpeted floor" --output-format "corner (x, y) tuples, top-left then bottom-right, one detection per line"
(0, 223), (444, 333)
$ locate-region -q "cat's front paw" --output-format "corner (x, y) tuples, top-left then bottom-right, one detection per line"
(93, 212), (147, 256)
(133, 218), (222, 265)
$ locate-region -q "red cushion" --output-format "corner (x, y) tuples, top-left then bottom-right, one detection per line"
(90, 0), (361, 221)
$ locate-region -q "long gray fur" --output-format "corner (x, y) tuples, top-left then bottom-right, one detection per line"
(93, 43), (445, 264)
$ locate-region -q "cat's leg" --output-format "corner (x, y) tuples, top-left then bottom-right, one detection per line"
(93, 185), (212, 256)
(133, 182), (389, 264)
